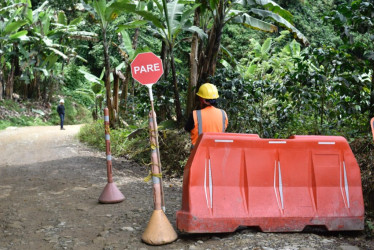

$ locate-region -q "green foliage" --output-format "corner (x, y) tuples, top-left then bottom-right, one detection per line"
(222, 24), (265, 60)
(238, 31), (300, 82)
(78, 120), (150, 164)
(0, 116), (48, 130)
(0, 99), (53, 130)
(50, 98), (93, 125)
(276, 0), (341, 47)
(78, 119), (106, 150)
(63, 64), (91, 90)
(0, 99), (22, 112)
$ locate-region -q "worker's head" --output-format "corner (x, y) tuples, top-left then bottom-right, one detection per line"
(60, 99), (64, 104)
(196, 83), (219, 107)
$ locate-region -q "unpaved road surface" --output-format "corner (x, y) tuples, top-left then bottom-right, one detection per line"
(0, 125), (372, 250)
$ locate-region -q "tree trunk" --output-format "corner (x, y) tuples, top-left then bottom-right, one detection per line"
(117, 28), (140, 121)
(369, 64), (374, 120)
(170, 48), (183, 124)
(198, 1), (225, 84)
(119, 68), (131, 116)
(47, 74), (54, 103)
(5, 62), (15, 100)
(5, 44), (17, 99)
(186, 6), (200, 118)
(0, 64), (3, 100)
(113, 70), (119, 113)
(102, 28), (115, 128)
(161, 41), (169, 80)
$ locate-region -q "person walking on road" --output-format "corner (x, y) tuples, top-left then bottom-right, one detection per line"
(185, 83), (228, 148)
(57, 99), (65, 130)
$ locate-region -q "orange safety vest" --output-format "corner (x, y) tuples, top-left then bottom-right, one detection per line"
(191, 106), (228, 146)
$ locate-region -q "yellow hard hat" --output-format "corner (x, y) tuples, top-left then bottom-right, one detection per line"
(196, 83), (219, 99)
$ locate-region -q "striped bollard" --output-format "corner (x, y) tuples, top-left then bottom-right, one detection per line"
(141, 111), (177, 245)
(98, 108), (125, 204)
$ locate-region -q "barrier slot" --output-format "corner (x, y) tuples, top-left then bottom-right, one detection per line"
(343, 161), (350, 208)
(209, 159), (213, 209)
(278, 161), (284, 210)
(204, 159), (209, 208)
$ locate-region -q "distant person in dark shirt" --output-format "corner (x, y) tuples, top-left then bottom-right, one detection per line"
(185, 83), (228, 148)
(57, 99), (65, 130)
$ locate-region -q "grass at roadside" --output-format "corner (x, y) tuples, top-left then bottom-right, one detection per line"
(78, 120), (190, 177)
(0, 116), (51, 130)
(0, 99), (92, 130)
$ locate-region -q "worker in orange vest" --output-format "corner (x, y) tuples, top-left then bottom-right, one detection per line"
(185, 83), (228, 148)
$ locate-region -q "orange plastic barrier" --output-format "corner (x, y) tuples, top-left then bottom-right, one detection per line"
(176, 133), (364, 233)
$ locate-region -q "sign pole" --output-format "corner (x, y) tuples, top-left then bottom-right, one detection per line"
(147, 84), (166, 211)
(131, 52), (177, 245)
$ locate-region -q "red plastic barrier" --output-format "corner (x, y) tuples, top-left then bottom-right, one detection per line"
(176, 133), (364, 233)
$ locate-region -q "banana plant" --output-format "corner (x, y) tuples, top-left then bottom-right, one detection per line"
(1, 0), (92, 100)
(239, 32), (302, 81)
(196, 0), (309, 80)
(81, 0), (131, 127)
(19, 1), (92, 100)
(185, 0), (309, 113)
(114, 29), (145, 117)
(113, 0), (203, 124)
(78, 68), (106, 120)
(0, 0), (29, 99)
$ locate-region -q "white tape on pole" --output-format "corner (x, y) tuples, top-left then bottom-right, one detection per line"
(147, 84), (154, 101)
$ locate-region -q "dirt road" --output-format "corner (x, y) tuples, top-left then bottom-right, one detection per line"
(0, 125), (372, 250)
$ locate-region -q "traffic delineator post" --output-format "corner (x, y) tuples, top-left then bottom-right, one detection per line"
(98, 108), (125, 204)
(98, 182), (125, 204)
(141, 109), (177, 245)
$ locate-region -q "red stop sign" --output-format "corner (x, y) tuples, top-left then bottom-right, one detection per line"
(131, 52), (164, 85)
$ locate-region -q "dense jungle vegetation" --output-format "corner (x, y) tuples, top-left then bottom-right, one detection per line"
(1, 0), (373, 233)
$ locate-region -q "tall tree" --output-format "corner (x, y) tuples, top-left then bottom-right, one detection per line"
(186, 0), (309, 114)
(84, 0), (129, 127)
(1, 0), (91, 101)
(0, 1), (29, 100)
